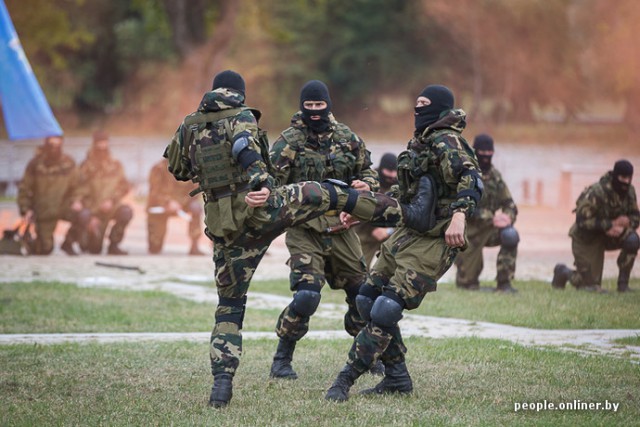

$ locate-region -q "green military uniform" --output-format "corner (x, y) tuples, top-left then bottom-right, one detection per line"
(325, 94), (482, 402)
(17, 146), (81, 255)
(77, 146), (132, 254)
(356, 175), (395, 268)
(351, 108), (479, 369)
(566, 171), (639, 288)
(455, 164), (518, 289)
(164, 85), (422, 407)
(147, 158), (202, 254)
(270, 111), (378, 344)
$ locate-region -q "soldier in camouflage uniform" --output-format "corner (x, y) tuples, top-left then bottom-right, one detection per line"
(17, 135), (88, 255)
(356, 153), (399, 268)
(325, 84), (482, 402)
(147, 158), (204, 255)
(455, 134), (519, 292)
(164, 70), (438, 408)
(76, 131), (133, 255)
(553, 160), (639, 293)
(268, 80), (383, 380)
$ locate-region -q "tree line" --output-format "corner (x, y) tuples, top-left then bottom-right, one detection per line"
(4, 0), (640, 132)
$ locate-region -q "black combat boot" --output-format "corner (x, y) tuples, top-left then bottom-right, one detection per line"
(325, 364), (361, 402)
(61, 239), (78, 256)
(617, 267), (633, 292)
(496, 282), (518, 293)
(552, 263), (572, 289)
(108, 242), (128, 255)
(368, 360), (385, 376)
(360, 361), (413, 396)
(399, 175), (437, 234)
(208, 373), (233, 408)
(270, 338), (298, 379)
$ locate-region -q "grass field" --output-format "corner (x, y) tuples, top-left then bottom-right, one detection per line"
(1, 279), (639, 426)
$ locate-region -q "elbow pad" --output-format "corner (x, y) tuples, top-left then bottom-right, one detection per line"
(232, 132), (261, 169)
(456, 169), (484, 203)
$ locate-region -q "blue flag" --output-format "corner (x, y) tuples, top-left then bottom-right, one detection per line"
(0, 0), (62, 140)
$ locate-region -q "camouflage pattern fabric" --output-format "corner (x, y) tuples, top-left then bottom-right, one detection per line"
(166, 91), (407, 377)
(567, 172), (639, 287)
(356, 177), (395, 267)
(455, 165), (518, 287)
(346, 108), (481, 373)
(270, 111), (375, 341)
(17, 149), (81, 254)
(76, 148), (132, 252)
(147, 159), (202, 253)
(206, 181), (406, 375)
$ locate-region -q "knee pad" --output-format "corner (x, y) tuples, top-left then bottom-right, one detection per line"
(216, 296), (247, 328)
(115, 205), (134, 223)
(500, 226), (519, 249)
(623, 231), (640, 253)
(370, 293), (404, 329)
(291, 289), (321, 317)
(355, 284), (381, 322)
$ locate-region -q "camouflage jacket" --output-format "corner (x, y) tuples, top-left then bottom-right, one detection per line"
(164, 89), (274, 237)
(397, 109), (481, 220)
(270, 111), (378, 231)
(470, 165), (517, 225)
(570, 171), (640, 236)
(77, 149), (131, 213)
(17, 151), (81, 220)
(147, 159), (197, 210)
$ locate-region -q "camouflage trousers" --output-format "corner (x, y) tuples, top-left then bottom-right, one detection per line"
(83, 204), (133, 254)
(356, 223), (387, 269)
(30, 218), (59, 255)
(347, 220), (459, 373)
(275, 227), (367, 341)
(569, 229), (637, 287)
(454, 222), (517, 287)
(208, 181), (405, 376)
(147, 201), (202, 253)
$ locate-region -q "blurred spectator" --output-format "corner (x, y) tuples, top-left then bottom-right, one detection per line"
(147, 158), (204, 255)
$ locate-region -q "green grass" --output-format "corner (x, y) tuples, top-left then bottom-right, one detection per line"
(1, 338), (637, 426)
(2, 279), (640, 334)
(1, 279), (639, 426)
(613, 335), (640, 346)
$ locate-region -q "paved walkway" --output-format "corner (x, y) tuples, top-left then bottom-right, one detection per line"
(1, 202), (639, 362)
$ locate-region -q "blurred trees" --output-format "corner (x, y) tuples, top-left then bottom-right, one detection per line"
(3, 0), (639, 131)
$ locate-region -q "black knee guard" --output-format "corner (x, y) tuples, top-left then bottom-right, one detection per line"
(500, 226), (519, 250)
(216, 296), (247, 329)
(370, 292), (404, 329)
(622, 231), (640, 253)
(291, 288), (321, 317)
(355, 284), (381, 322)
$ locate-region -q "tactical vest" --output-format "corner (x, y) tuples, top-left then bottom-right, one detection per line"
(280, 124), (359, 182)
(184, 107), (271, 200)
(398, 129), (468, 219)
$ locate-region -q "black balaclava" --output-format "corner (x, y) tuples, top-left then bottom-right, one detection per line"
(212, 70), (246, 98)
(378, 153), (398, 188)
(473, 133), (495, 173)
(612, 159), (634, 195)
(414, 84), (454, 133)
(300, 80), (332, 133)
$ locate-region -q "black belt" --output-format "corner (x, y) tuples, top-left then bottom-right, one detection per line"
(204, 182), (251, 201)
